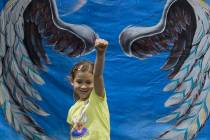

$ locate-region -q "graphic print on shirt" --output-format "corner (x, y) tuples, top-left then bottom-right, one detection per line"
(71, 100), (89, 138)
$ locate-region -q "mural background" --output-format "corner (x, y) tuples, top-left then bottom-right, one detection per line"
(0, 0), (210, 139)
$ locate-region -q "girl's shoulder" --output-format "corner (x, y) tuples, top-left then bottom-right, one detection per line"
(69, 100), (83, 112)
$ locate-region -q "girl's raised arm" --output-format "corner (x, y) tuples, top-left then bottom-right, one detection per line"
(93, 38), (108, 98)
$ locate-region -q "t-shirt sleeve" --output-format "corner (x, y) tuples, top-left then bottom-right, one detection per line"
(67, 108), (73, 125)
(89, 88), (107, 103)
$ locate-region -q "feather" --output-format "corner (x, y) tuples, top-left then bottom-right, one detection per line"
(192, 18), (205, 45)
(195, 33), (210, 58)
(0, 10), (6, 33)
(161, 33), (186, 70)
(201, 43), (210, 72)
(6, 21), (16, 47)
(0, 32), (6, 57)
(14, 16), (25, 41)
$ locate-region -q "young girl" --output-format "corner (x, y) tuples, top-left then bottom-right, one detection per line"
(67, 38), (110, 140)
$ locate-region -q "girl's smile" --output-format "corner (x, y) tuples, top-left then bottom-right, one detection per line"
(71, 72), (94, 101)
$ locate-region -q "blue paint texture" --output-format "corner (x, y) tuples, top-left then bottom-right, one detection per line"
(0, 0), (210, 140)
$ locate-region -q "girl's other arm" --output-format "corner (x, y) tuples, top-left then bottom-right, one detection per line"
(94, 38), (108, 98)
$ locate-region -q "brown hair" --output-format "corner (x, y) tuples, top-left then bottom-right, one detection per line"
(70, 61), (94, 101)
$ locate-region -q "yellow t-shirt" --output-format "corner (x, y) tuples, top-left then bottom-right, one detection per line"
(67, 89), (110, 140)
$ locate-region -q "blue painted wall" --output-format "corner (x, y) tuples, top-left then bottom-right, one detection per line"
(0, 0), (210, 140)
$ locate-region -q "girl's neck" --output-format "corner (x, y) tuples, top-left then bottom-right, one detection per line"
(79, 98), (89, 102)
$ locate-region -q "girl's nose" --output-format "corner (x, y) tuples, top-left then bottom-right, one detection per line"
(81, 84), (87, 89)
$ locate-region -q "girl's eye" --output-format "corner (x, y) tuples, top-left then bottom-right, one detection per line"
(86, 81), (91, 84)
(76, 80), (82, 84)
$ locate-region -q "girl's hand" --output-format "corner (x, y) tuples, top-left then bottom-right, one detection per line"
(95, 38), (108, 53)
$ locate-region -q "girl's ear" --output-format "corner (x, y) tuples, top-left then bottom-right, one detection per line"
(71, 82), (74, 86)
(70, 78), (74, 86)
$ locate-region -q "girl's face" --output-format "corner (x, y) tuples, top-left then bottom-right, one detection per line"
(71, 72), (94, 101)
